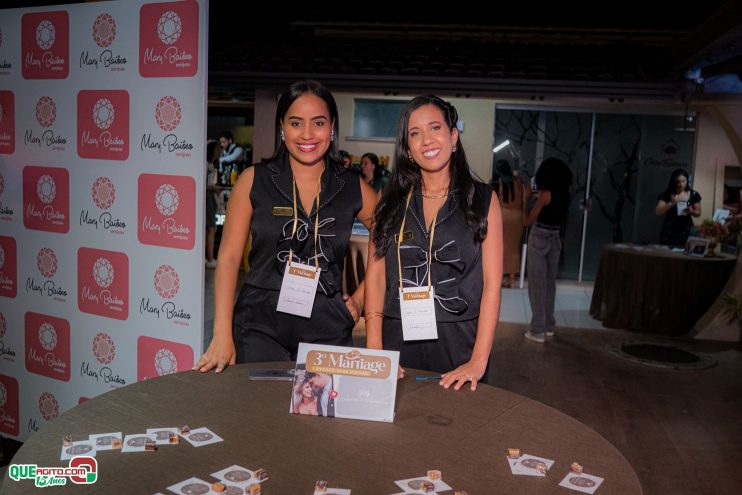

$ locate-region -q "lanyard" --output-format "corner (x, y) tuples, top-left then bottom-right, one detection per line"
(289, 173), (322, 270)
(397, 188), (443, 291)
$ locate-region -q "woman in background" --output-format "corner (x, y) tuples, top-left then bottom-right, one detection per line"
(523, 157), (572, 343)
(655, 168), (701, 246)
(492, 159), (526, 288)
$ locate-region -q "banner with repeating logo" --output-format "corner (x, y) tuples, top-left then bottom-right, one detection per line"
(0, 0), (207, 441)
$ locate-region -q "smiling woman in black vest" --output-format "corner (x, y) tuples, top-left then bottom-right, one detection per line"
(364, 95), (503, 391)
(195, 80), (377, 372)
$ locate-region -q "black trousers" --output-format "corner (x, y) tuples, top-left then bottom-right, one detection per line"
(232, 284), (355, 362)
(382, 318), (490, 384)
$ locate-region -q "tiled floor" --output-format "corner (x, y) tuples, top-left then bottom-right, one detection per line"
(499, 281), (606, 330)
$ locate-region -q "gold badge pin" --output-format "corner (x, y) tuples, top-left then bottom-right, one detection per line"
(272, 206), (293, 216)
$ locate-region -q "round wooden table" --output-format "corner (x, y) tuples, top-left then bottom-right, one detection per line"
(4, 363), (642, 494)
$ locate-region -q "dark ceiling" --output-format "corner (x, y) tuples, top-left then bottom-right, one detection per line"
(208, 1), (742, 103)
(6, 1), (742, 103)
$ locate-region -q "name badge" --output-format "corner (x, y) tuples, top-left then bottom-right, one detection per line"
(676, 201), (688, 215)
(399, 286), (438, 341)
(273, 206), (294, 217)
(394, 230), (413, 243)
(277, 261), (321, 318)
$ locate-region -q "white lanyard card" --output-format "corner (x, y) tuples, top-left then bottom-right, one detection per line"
(277, 261), (321, 318)
(399, 286), (438, 341)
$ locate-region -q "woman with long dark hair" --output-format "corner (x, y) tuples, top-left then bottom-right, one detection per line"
(655, 168), (701, 246)
(523, 157), (572, 343)
(195, 80), (377, 372)
(364, 95), (503, 391)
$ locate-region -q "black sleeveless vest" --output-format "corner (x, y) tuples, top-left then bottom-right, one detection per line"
(383, 182), (492, 322)
(244, 156), (362, 297)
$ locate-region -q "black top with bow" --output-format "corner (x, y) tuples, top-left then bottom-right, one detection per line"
(383, 182), (492, 322)
(243, 156), (362, 297)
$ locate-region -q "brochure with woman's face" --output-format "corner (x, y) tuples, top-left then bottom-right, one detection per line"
(290, 343), (400, 423)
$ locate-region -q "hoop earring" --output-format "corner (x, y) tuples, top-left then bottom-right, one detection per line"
(280, 128), (285, 141)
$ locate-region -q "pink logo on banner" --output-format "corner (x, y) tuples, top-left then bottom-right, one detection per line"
(0, 237), (17, 298)
(78, 247), (128, 320)
(22, 11), (69, 79)
(77, 90), (129, 160)
(138, 174), (195, 249)
(0, 313), (5, 338)
(155, 96), (181, 131)
(25, 312), (70, 382)
(36, 247), (57, 278)
(136, 336), (193, 381)
(91, 176), (116, 209)
(38, 391), (59, 420)
(139, 1), (198, 77)
(0, 375), (19, 436)
(23, 166), (69, 233)
(92, 332), (116, 364)
(35, 96), (56, 128)
(0, 91), (14, 154)
(92, 13), (116, 48)
(154, 264), (179, 299)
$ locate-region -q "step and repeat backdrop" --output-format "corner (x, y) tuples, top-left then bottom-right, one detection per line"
(0, 0), (208, 441)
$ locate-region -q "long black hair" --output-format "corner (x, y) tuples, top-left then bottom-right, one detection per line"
(372, 95), (488, 256)
(266, 80), (343, 173)
(661, 168), (691, 197)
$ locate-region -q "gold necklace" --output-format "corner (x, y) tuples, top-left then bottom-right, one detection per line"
(422, 190), (449, 199)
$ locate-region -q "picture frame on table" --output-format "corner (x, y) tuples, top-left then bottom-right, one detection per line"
(686, 236), (710, 257)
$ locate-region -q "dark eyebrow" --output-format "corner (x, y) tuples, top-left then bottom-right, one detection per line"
(286, 115), (328, 120)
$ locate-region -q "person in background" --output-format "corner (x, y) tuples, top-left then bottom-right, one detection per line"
(364, 95), (503, 391)
(360, 152), (389, 191)
(195, 80), (377, 373)
(523, 157), (572, 343)
(492, 159), (526, 288)
(205, 140), (221, 269)
(655, 168), (702, 247)
(218, 130), (244, 185)
(339, 149), (352, 169)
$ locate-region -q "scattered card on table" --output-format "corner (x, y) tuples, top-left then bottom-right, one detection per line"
(507, 453), (555, 476)
(147, 427), (180, 445)
(121, 434), (157, 452)
(89, 432), (122, 450)
(167, 477), (222, 495)
(394, 476), (451, 493)
(559, 472), (604, 493)
(211, 465), (261, 487)
(182, 427), (223, 447)
(60, 440), (96, 460)
(314, 489), (350, 495)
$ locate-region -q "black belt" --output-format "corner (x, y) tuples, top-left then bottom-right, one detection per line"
(535, 222), (560, 231)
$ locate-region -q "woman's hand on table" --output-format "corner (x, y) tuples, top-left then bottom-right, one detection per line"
(439, 359), (488, 391)
(193, 334), (236, 373)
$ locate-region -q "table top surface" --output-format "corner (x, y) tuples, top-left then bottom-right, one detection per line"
(602, 243), (736, 262)
(4, 363), (642, 495)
